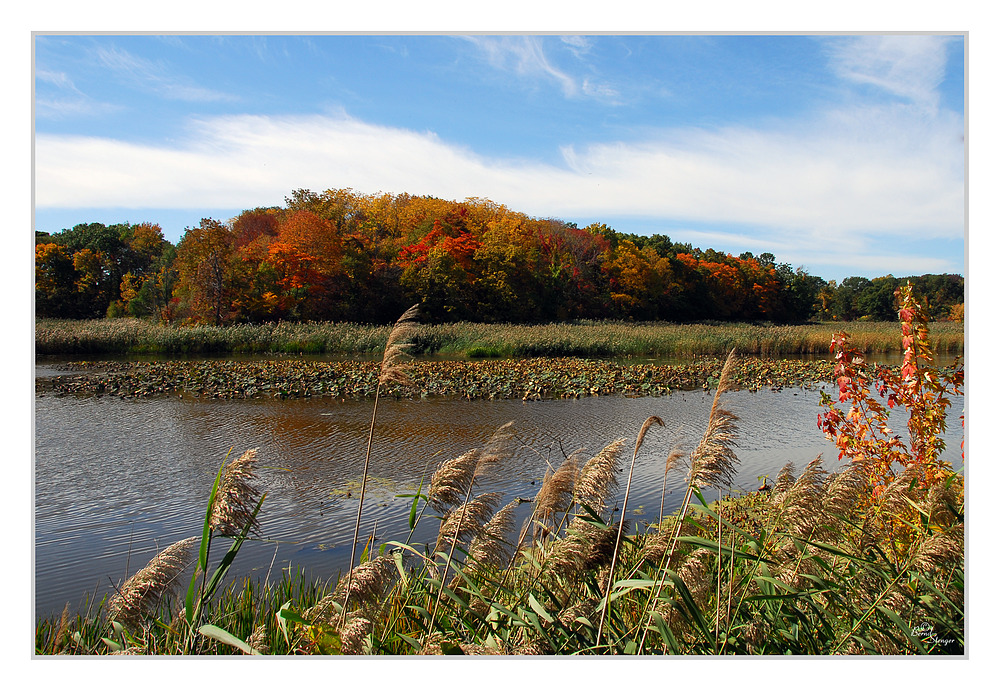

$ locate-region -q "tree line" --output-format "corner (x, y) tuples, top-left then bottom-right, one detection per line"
(34, 188), (964, 325)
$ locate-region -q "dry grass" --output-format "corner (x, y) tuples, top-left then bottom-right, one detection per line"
(38, 316), (965, 656)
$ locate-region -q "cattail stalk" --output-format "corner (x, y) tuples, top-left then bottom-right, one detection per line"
(639, 349), (739, 654)
(425, 423), (513, 636)
(343, 305), (419, 617)
(657, 448), (685, 525)
(596, 416), (663, 648)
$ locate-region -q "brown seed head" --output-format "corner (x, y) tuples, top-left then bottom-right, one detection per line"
(106, 536), (198, 630)
(574, 438), (626, 516)
(533, 454), (579, 522)
(436, 491), (504, 552)
(635, 415), (665, 458)
(379, 304), (420, 386)
(209, 448), (262, 537)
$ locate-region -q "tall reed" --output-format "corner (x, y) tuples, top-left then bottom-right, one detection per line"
(342, 305), (419, 619)
(37, 309), (965, 656)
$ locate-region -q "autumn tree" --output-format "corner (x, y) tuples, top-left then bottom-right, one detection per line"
(173, 218), (238, 325)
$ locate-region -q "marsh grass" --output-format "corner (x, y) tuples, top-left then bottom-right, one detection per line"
(35, 318), (964, 358)
(36, 310), (965, 656)
(38, 421), (964, 656)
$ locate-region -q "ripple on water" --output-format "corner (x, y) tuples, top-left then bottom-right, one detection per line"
(34, 386), (964, 619)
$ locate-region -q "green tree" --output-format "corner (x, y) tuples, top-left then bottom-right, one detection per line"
(35, 243), (79, 317)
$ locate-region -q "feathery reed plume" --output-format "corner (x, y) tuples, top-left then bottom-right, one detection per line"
(584, 520), (627, 572)
(635, 415), (664, 457)
(336, 553), (399, 612)
(345, 306), (419, 618)
(435, 491), (503, 552)
(512, 641), (551, 655)
(639, 529), (674, 566)
(772, 456), (827, 538)
(472, 421), (516, 483)
(309, 553), (399, 626)
(467, 499), (519, 571)
(919, 474), (964, 528)
(533, 454), (579, 525)
(427, 422), (514, 514)
(574, 438), (627, 515)
(419, 634), (504, 655)
(820, 461), (868, 522)
(772, 462), (796, 494)
(640, 349), (741, 654)
(542, 519), (596, 582)
(558, 597), (599, 631)
(911, 526), (964, 573)
(339, 615), (373, 655)
(47, 603), (72, 654)
(246, 623), (269, 655)
(106, 536), (198, 630)
(543, 517), (626, 583)
(425, 423), (514, 640)
(763, 458), (844, 590)
(209, 448), (262, 537)
(688, 351), (739, 490)
(427, 449), (480, 513)
(863, 464), (923, 550)
(379, 304), (420, 386)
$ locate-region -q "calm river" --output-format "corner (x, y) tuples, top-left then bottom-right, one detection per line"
(33, 359), (965, 620)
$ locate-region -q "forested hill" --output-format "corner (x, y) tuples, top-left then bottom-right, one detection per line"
(35, 188), (964, 325)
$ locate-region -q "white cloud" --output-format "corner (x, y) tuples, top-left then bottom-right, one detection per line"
(35, 104), (963, 247)
(34, 68), (121, 119)
(34, 97), (122, 119)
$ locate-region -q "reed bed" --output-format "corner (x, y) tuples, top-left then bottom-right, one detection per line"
(36, 360), (964, 656)
(35, 318), (964, 358)
(37, 397), (964, 656)
(35, 307), (965, 656)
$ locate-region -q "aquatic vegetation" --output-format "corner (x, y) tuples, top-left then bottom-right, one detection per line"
(35, 296), (964, 655)
(36, 355), (849, 401)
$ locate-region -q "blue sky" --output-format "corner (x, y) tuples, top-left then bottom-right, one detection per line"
(33, 32), (966, 283)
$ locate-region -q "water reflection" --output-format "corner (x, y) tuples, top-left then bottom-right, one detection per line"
(34, 384), (964, 619)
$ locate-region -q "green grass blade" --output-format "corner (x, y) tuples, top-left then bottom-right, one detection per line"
(198, 624), (261, 655)
(186, 449), (231, 624)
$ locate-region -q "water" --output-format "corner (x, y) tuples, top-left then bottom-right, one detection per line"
(33, 371), (965, 620)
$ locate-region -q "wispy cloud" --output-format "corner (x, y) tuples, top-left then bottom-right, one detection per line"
(463, 35), (623, 103)
(35, 68), (121, 119)
(36, 69), (75, 90)
(825, 35), (954, 112)
(465, 36), (577, 96)
(560, 35), (592, 59)
(94, 45), (237, 102)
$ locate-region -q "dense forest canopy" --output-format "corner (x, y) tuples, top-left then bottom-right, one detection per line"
(35, 189), (965, 325)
